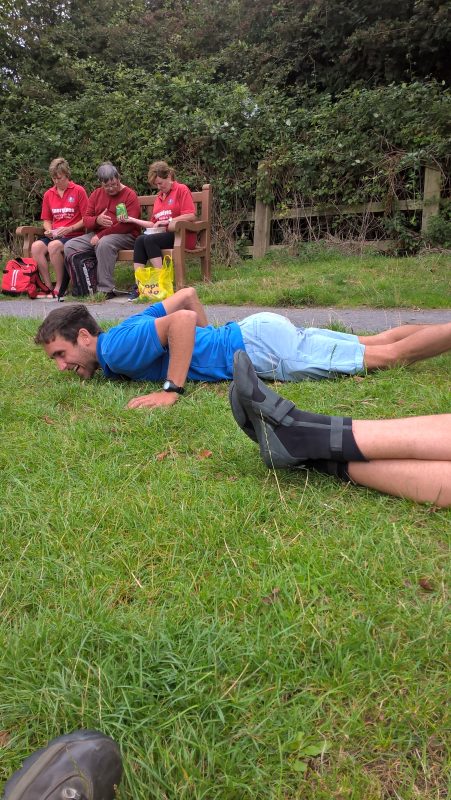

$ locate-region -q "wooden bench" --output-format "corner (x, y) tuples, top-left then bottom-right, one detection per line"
(16, 183), (212, 290)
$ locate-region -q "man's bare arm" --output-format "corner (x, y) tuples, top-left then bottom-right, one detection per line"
(126, 309), (197, 409)
(162, 287), (208, 327)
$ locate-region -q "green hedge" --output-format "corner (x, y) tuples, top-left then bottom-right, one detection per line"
(1, 71), (449, 250)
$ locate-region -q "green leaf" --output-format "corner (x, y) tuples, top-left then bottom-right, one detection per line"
(301, 742), (330, 757)
(282, 731), (305, 752)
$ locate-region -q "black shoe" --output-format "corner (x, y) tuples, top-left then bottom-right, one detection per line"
(2, 730), (122, 800)
(127, 285), (139, 301)
(104, 291), (117, 300)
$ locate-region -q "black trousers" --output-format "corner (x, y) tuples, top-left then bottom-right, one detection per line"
(134, 232), (174, 264)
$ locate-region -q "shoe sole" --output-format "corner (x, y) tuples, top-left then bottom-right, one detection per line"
(3, 730), (119, 800)
(228, 382), (258, 442)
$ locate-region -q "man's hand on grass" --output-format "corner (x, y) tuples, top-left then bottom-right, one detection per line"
(127, 391), (180, 409)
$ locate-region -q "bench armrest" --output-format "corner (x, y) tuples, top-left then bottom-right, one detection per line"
(16, 225), (45, 235)
(16, 225), (45, 257)
(172, 219), (207, 233)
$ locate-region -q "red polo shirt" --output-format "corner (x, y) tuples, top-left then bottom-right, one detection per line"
(152, 181), (197, 249)
(41, 181), (89, 238)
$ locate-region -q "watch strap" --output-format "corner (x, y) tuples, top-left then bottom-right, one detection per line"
(163, 380), (185, 395)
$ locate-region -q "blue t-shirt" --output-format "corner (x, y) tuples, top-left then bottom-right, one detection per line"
(96, 302), (245, 382)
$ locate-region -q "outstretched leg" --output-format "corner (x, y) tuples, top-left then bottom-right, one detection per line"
(359, 322), (451, 370)
(348, 415), (451, 505)
(231, 350), (451, 506)
(352, 415), (451, 460)
(348, 459), (451, 506)
(359, 323), (430, 346)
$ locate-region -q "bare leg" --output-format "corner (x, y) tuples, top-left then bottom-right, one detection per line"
(352, 415), (451, 461)
(47, 240), (65, 293)
(360, 323), (451, 370)
(133, 257), (162, 271)
(348, 460), (451, 507)
(30, 240), (52, 290)
(359, 324), (429, 346)
(349, 415), (451, 504)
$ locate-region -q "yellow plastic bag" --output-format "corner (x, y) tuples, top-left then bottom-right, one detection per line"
(135, 254), (174, 302)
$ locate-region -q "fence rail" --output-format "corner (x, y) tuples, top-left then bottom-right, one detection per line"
(244, 165), (442, 258)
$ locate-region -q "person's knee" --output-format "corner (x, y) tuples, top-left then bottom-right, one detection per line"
(47, 240), (63, 256)
(31, 240), (47, 257)
(96, 238), (117, 258)
(64, 238), (80, 256)
(363, 343), (400, 370)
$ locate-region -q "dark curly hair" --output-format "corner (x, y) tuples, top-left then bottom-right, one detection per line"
(35, 305), (103, 345)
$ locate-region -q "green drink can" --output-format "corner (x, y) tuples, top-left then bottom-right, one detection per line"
(116, 203), (127, 219)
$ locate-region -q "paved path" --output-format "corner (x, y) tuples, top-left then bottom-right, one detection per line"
(0, 297), (450, 332)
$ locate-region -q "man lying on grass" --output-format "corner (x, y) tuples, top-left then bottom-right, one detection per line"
(230, 350), (451, 507)
(35, 287), (451, 409)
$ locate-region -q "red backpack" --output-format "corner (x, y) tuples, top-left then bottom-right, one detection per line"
(2, 257), (50, 299)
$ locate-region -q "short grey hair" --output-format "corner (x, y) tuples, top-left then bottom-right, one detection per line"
(97, 162), (120, 183)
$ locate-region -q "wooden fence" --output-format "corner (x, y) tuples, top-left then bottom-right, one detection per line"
(244, 165), (442, 258)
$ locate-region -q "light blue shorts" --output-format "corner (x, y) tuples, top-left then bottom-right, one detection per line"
(238, 313), (365, 381)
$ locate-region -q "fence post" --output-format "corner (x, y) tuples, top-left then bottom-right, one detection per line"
(253, 199), (271, 258)
(421, 166), (441, 234)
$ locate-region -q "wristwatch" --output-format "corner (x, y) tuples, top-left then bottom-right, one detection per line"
(163, 379), (185, 395)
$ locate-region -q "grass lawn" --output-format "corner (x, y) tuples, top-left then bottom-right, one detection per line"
(0, 315), (450, 799)
(113, 247), (450, 309)
(1, 247), (449, 309)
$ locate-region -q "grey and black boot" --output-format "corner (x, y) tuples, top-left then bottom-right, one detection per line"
(229, 381), (258, 443)
(2, 730), (122, 800)
(231, 350), (367, 469)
